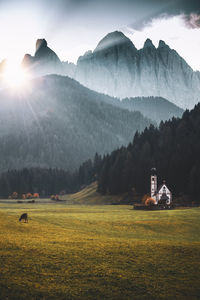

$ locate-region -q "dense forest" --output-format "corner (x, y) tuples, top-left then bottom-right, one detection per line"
(97, 103), (200, 202)
(0, 154), (101, 198)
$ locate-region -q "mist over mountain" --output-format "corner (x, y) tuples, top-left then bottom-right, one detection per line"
(74, 31), (200, 109)
(113, 97), (184, 124)
(0, 75), (152, 172)
(22, 39), (63, 76)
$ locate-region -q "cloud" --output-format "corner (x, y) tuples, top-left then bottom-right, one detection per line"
(126, 0), (200, 30)
(183, 13), (200, 29)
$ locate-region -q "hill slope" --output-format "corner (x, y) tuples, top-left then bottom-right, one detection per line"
(60, 182), (128, 204)
(0, 75), (152, 171)
(107, 96), (184, 124)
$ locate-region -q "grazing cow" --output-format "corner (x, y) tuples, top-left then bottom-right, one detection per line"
(19, 213), (28, 223)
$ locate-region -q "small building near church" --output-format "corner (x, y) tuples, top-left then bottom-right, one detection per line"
(150, 168), (172, 207)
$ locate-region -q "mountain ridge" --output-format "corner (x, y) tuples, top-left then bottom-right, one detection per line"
(20, 32), (200, 109)
(74, 32), (200, 109)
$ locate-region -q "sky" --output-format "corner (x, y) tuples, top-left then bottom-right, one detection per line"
(0, 0), (200, 70)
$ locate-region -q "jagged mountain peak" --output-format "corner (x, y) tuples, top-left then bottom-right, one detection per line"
(143, 38), (155, 49)
(74, 32), (200, 109)
(19, 32), (200, 109)
(158, 40), (170, 49)
(94, 31), (137, 52)
(34, 39), (60, 61)
(35, 39), (48, 53)
(22, 38), (62, 75)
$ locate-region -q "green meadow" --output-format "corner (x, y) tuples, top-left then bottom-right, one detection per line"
(0, 202), (200, 300)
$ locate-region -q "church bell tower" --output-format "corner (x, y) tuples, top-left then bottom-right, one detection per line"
(151, 168), (157, 199)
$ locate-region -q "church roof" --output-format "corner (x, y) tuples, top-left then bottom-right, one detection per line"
(157, 185), (163, 192)
(152, 184), (171, 197)
(157, 184), (171, 193)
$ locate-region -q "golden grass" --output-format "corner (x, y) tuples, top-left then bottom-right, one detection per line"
(0, 203), (200, 300)
(60, 182), (126, 204)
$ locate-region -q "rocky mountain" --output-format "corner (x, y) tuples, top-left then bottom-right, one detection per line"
(0, 75), (153, 172)
(22, 39), (63, 76)
(21, 34), (200, 109)
(74, 31), (200, 109)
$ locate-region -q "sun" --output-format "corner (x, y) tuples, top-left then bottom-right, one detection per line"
(2, 62), (29, 89)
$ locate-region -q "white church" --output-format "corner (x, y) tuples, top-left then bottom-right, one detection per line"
(150, 168), (172, 206)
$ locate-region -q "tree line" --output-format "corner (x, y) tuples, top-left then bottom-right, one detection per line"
(0, 154), (102, 198)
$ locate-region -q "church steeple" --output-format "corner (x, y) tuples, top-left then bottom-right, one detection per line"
(150, 168), (157, 198)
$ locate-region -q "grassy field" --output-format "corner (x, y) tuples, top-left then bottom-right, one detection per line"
(0, 203), (200, 300)
(60, 182), (128, 204)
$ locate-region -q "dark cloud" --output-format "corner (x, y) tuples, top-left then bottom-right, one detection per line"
(127, 0), (200, 30)
(0, 0), (200, 30)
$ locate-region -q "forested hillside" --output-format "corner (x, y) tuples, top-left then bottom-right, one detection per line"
(0, 75), (152, 171)
(113, 96), (183, 124)
(97, 103), (200, 201)
(1, 104), (200, 202)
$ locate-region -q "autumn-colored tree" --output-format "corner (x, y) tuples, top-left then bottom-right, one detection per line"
(141, 194), (150, 204)
(26, 193), (32, 199)
(145, 197), (156, 206)
(12, 192), (18, 199)
(33, 193), (39, 198)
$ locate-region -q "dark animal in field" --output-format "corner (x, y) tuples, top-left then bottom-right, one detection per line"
(19, 213), (28, 223)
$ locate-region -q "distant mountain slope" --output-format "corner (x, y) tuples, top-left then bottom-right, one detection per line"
(93, 94), (184, 124)
(119, 97), (184, 124)
(0, 75), (153, 171)
(74, 31), (200, 109)
(96, 94), (184, 124)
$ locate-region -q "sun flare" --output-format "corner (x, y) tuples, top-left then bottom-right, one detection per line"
(2, 62), (29, 89)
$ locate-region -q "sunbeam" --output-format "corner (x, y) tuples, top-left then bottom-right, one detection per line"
(2, 61), (30, 89)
